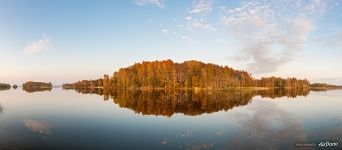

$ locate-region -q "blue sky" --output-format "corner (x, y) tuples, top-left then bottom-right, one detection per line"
(0, 0), (341, 85)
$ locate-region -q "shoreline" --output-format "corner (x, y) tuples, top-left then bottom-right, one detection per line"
(61, 86), (316, 91)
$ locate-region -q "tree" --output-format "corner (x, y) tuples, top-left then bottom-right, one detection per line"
(63, 60), (311, 90)
(103, 74), (110, 89)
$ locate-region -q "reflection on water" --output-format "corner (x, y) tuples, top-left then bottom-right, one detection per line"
(23, 119), (51, 140)
(0, 86), (10, 91)
(65, 88), (310, 117)
(0, 88), (341, 149)
(225, 100), (307, 149)
(22, 87), (52, 93)
(112, 90), (253, 117)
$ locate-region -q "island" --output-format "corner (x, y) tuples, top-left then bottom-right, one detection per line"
(0, 83), (11, 91)
(309, 83), (342, 91)
(22, 81), (53, 93)
(63, 60), (313, 91)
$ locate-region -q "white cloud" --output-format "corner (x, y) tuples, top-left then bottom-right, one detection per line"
(185, 0), (215, 32)
(161, 29), (169, 36)
(216, 38), (227, 44)
(189, 0), (213, 14)
(136, 0), (164, 8)
(221, 0), (326, 74)
(23, 34), (51, 55)
(181, 36), (193, 43)
(185, 16), (216, 31)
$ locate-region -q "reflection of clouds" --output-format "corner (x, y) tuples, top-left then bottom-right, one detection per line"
(23, 119), (51, 139)
(161, 138), (168, 144)
(187, 142), (216, 150)
(224, 100), (307, 149)
(177, 129), (218, 150)
(215, 129), (227, 136)
(180, 130), (192, 137)
(178, 129), (200, 138)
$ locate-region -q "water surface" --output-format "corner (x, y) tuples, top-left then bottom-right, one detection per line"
(0, 88), (341, 149)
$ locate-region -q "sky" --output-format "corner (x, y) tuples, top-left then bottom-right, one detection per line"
(0, 0), (341, 85)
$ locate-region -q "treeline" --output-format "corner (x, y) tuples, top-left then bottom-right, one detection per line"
(112, 60), (254, 89)
(0, 83), (10, 88)
(310, 83), (342, 90)
(23, 81), (52, 88)
(63, 60), (310, 90)
(258, 77), (309, 89)
(22, 81), (52, 93)
(63, 79), (103, 89)
(0, 83), (11, 91)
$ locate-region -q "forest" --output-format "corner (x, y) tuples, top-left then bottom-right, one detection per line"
(310, 83), (342, 90)
(63, 60), (311, 90)
(22, 81), (52, 93)
(0, 83), (10, 91)
(0, 83), (10, 88)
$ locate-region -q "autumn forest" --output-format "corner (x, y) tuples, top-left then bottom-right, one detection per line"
(63, 60), (312, 90)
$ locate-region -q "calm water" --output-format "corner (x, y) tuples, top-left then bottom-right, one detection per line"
(0, 88), (341, 149)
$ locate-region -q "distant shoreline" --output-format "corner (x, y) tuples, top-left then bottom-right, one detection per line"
(62, 86), (327, 91)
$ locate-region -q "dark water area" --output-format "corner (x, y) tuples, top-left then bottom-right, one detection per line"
(0, 88), (341, 149)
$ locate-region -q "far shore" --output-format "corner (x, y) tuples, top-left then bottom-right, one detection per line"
(61, 86), (314, 91)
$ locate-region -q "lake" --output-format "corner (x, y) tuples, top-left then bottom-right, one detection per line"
(0, 88), (341, 149)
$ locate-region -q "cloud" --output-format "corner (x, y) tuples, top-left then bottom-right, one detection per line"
(185, 16), (216, 31)
(136, 0), (164, 8)
(161, 29), (169, 36)
(185, 0), (216, 32)
(221, 0), (326, 74)
(216, 38), (227, 44)
(23, 34), (51, 55)
(189, 0), (213, 15)
(181, 36), (193, 43)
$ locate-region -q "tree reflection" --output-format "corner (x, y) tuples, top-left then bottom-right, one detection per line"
(22, 87), (52, 93)
(257, 88), (310, 99)
(111, 90), (255, 117)
(0, 86), (10, 91)
(64, 88), (310, 117)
